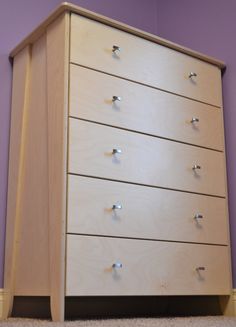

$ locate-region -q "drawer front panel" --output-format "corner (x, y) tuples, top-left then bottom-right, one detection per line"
(66, 235), (231, 296)
(70, 66), (224, 150)
(71, 14), (222, 106)
(67, 175), (228, 245)
(68, 119), (226, 197)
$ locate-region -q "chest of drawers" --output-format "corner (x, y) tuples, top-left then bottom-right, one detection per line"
(4, 3), (232, 322)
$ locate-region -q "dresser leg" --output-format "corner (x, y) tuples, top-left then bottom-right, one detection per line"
(2, 291), (13, 320)
(219, 293), (235, 316)
(50, 295), (65, 322)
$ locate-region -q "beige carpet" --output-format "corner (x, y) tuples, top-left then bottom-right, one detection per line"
(2, 317), (236, 327)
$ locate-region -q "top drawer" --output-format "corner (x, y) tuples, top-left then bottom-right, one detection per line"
(71, 14), (222, 107)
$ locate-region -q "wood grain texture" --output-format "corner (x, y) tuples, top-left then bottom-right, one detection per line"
(13, 35), (50, 297)
(69, 65), (224, 150)
(219, 292), (235, 316)
(66, 235), (231, 296)
(68, 119), (226, 197)
(9, 3), (225, 70)
(70, 15), (222, 107)
(5, 3), (231, 319)
(67, 175), (228, 245)
(46, 12), (70, 322)
(3, 46), (31, 319)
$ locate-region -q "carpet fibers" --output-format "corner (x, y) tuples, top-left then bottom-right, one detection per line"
(2, 317), (236, 327)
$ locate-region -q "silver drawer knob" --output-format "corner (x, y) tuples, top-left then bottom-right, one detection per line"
(112, 262), (123, 269)
(196, 266), (205, 271)
(112, 96), (122, 102)
(192, 164), (201, 170)
(112, 203), (122, 210)
(191, 117), (199, 123)
(189, 72), (197, 78)
(112, 148), (122, 155)
(112, 45), (121, 53)
(194, 213), (203, 219)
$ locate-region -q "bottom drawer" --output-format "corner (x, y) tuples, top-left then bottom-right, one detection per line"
(66, 235), (231, 296)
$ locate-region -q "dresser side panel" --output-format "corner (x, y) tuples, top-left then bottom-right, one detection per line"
(13, 34), (50, 297)
(46, 12), (70, 322)
(3, 46), (31, 318)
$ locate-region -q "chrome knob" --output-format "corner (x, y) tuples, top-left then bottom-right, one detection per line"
(112, 96), (122, 102)
(112, 203), (122, 210)
(192, 164), (201, 170)
(112, 45), (121, 53)
(191, 117), (199, 123)
(112, 148), (122, 155)
(189, 72), (197, 78)
(196, 266), (205, 271)
(194, 213), (203, 219)
(112, 262), (123, 269)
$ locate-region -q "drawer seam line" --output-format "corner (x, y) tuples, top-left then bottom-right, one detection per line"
(66, 233), (229, 247)
(69, 116), (224, 153)
(70, 62), (222, 109)
(67, 173), (226, 199)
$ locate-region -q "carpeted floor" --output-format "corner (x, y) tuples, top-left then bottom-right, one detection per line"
(2, 317), (236, 327)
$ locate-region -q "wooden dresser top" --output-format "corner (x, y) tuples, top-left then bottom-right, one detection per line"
(10, 2), (225, 69)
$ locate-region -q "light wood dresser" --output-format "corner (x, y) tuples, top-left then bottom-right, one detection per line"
(4, 2), (232, 322)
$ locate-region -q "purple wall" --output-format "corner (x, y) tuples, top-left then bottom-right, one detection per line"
(0, 0), (158, 287)
(1, 0), (236, 289)
(157, 0), (236, 287)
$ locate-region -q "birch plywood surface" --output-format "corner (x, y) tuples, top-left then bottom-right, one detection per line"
(69, 65), (224, 151)
(9, 3), (225, 71)
(70, 14), (222, 106)
(46, 12), (70, 321)
(66, 235), (231, 296)
(14, 35), (50, 296)
(68, 119), (226, 197)
(67, 175), (228, 245)
(4, 3), (231, 322)
(3, 46), (31, 318)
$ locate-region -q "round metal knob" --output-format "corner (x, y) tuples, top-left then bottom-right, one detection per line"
(112, 148), (122, 155)
(194, 213), (203, 219)
(192, 164), (201, 170)
(189, 72), (197, 78)
(112, 96), (122, 102)
(112, 203), (122, 210)
(196, 266), (205, 271)
(191, 117), (199, 123)
(112, 262), (123, 269)
(112, 45), (121, 53)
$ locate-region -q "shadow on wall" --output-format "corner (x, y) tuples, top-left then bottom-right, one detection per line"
(0, 54), (12, 287)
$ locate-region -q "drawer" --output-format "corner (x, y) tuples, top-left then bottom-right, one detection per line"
(68, 119), (226, 197)
(70, 65), (224, 151)
(66, 235), (231, 295)
(70, 14), (222, 106)
(67, 175), (228, 245)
